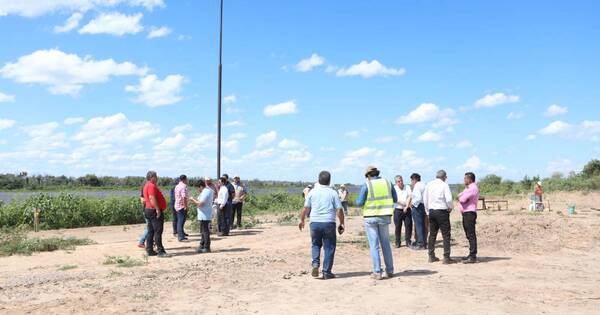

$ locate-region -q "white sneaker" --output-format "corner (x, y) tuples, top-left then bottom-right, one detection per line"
(383, 272), (393, 279)
(371, 273), (383, 280)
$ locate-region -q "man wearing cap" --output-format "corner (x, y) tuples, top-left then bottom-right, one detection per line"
(424, 170), (455, 264)
(232, 176), (247, 229)
(337, 184), (349, 215)
(299, 171), (345, 280)
(355, 165), (397, 280)
(303, 184), (313, 199)
(535, 181), (543, 203)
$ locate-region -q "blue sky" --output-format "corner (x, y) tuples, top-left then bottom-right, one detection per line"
(0, 0), (598, 184)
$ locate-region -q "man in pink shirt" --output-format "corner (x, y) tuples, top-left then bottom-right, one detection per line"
(458, 172), (479, 264)
(174, 174), (189, 241)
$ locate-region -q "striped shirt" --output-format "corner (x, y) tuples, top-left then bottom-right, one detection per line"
(174, 182), (188, 211)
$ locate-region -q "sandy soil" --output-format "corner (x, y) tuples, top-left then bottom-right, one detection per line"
(1, 192), (599, 314)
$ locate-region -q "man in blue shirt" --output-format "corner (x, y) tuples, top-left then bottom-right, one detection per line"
(299, 171), (345, 280)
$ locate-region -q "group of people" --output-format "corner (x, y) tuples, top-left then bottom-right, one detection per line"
(137, 171), (247, 257)
(299, 165), (480, 280)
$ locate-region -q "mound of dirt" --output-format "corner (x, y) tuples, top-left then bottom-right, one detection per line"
(477, 214), (600, 253)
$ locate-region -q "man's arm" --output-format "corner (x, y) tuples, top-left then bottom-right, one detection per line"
(412, 184), (423, 206)
(149, 195), (161, 217)
(445, 184), (453, 211)
(355, 184), (368, 207)
(298, 206), (310, 230)
(458, 187), (473, 203)
(336, 208), (345, 234)
(390, 184), (398, 203)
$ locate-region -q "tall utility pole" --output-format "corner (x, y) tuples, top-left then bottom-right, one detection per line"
(216, 0), (224, 179)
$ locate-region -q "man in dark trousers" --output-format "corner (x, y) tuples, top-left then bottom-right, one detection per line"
(424, 170), (455, 264)
(458, 172), (479, 264)
(143, 170), (168, 257)
(222, 174), (236, 231)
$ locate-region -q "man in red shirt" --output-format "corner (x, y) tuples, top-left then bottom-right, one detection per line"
(143, 170), (168, 257)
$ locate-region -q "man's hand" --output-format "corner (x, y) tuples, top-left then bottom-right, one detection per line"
(337, 224), (345, 235)
(298, 220), (305, 231)
(156, 210), (161, 218)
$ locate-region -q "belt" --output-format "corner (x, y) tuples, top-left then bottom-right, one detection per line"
(430, 209), (448, 211)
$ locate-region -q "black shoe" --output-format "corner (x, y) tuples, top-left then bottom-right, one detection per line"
(428, 256), (440, 263)
(311, 266), (319, 278)
(322, 273), (336, 280)
(443, 257), (457, 265)
(178, 238), (189, 242)
(195, 247), (204, 253)
(203, 248), (211, 253)
(463, 257), (477, 264)
(157, 251), (169, 258)
(147, 251), (158, 256)
(410, 245), (426, 251)
(184, 233), (189, 237)
(395, 243), (401, 248)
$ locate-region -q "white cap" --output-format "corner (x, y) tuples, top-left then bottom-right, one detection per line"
(537, 181), (542, 186)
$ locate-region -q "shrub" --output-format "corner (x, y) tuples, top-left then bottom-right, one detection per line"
(0, 227), (93, 256)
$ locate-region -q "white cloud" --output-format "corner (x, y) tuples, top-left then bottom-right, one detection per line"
(344, 130), (361, 138)
(395, 103), (458, 127)
(223, 94), (236, 103)
(0, 118), (16, 130)
(456, 140), (473, 149)
(460, 155), (482, 171)
(474, 92), (520, 108)
(24, 122), (60, 137)
(79, 12), (143, 36)
(0, 49), (147, 96)
(125, 74), (185, 107)
(177, 34), (192, 41)
(263, 100), (298, 117)
(544, 104), (568, 117)
(74, 113), (159, 145)
(295, 53), (325, 72)
(336, 60), (405, 78)
(507, 111), (524, 120)
(155, 133), (185, 150)
(256, 131), (277, 147)
(320, 146), (335, 152)
(0, 91), (15, 103)
(0, 0), (165, 17)
(53, 12), (83, 33)
(278, 138), (302, 149)
(340, 147), (385, 167)
(223, 139), (239, 153)
(538, 120), (572, 135)
(416, 131), (442, 142)
(375, 136), (396, 144)
(525, 134), (537, 141)
(147, 26), (171, 38)
(228, 132), (246, 140)
(64, 117), (85, 125)
(171, 124), (192, 133)
(224, 120), (244, 127)
(245, 148), (275, 160)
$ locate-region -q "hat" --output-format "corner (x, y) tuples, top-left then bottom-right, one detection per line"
(365, 165), (378, 176)
(234, 175), (240, 179)
(340, 184), (346, 188)
(308, 184), (313, 188)
(537, 181), (542, 186)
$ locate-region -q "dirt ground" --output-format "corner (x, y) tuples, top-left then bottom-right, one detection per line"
(1, 192), (599, 315)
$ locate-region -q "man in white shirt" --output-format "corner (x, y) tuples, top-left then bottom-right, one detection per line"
(216, 177), (231, 236)
(409, 173), (427, 250)
(424, 170), (455, 264)
(393, 175), (412, 248)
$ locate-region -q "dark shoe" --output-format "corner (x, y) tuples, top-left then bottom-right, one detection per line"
(405, 241), (412, 248)
(178, 238), (189, 242)
(203, 248), (211, 253)
(184, 233), (189, 237)
(410, 245), (426, 251)
(157, 251), (169, 258)
(195, 247), (204, 253)
(147, 251), (158, 256)
(322, 273), (336, 280)
(137, 243), (145, 249)
(311, 266), (319, 278)
(394, 243), (401, 248)
(463, 257), (477, 264)
(428, 256), (440, 263)
(383, 272), (394, 279)
(443, 257), (457, 265)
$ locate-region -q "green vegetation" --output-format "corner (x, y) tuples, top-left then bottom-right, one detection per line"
(57, 264), (78, 271)
(244, 191), (304, 214)
(468, 159), (600, 196)
(0, 227), (93, 256)
(103, 255), (147, 267)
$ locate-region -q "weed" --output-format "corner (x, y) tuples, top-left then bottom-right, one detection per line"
(0, 226), (93, 256)
(57, 264), (78, 271)
(103, 255), (146, 268)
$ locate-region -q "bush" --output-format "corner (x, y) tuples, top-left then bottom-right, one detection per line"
(0, 227), (93, 256)
(583, 159), (600, 178)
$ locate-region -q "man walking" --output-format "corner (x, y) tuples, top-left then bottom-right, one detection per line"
(299, 171), (345, 280)
(216, 177), (231, 236)
(174, 175), (189, 242)
(458, 172), (479, 264)
(355, 166), (397, 280)
(190, 180), (214, 253)
(143, 171), (168, 257)
(409, 173), (427, 250)
(424, 170), (455, 264)
(337, 184), (349, 216)
(393, 175), (412, 248)
(232, 176), (247, 229)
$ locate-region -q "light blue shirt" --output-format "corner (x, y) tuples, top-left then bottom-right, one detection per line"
(304, 186), (343, 223)
(196, 188), (214, 221)
(411, 181), (426, 207)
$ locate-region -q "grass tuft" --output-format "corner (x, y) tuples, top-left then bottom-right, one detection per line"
(0, 227), (93, 256)
(103, 255), (146, 268)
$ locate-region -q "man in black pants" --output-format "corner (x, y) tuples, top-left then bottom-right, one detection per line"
(222, 174), (236, 231)
(458, 172), (479, 264)
(143, 171), (169, 257)
(393, 175), (413, 248)
(424, 170), (456, 264)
